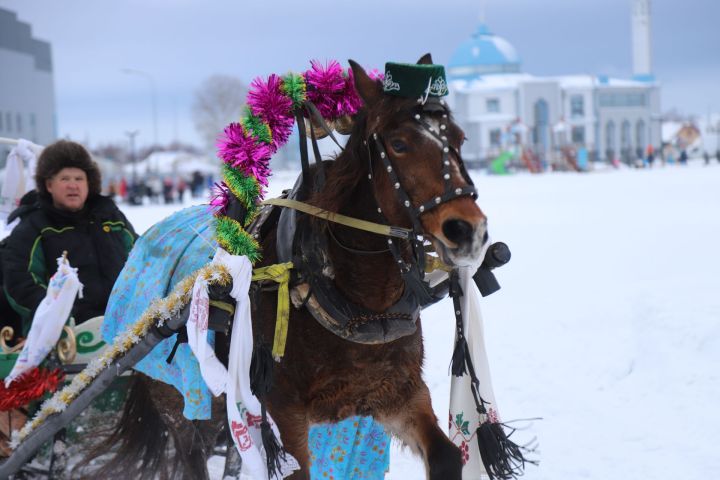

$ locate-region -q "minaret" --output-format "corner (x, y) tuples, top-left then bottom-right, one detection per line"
(631, 0), (652, 77)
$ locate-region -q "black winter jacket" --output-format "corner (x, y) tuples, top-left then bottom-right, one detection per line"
(1, 193), (137, 334)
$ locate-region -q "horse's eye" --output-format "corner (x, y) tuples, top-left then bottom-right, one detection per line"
(390, 140), (408, 154)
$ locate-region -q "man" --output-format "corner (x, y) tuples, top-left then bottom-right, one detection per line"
(1, 140), (137, 335)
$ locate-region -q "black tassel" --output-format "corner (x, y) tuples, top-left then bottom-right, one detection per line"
(450, 336), (469, 377)
(250, 341), (274, 397)
(260, 404), (286, 478)
(450, 270), (470, 377)
(477, 421), (529, 480)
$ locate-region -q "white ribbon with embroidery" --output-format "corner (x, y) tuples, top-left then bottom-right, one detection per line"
(186, 248), (298, 479)
(5, 255), (83, 386)
(447, 233), (500, 478)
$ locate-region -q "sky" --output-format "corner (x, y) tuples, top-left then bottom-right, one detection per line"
(1, 0), (718, 148)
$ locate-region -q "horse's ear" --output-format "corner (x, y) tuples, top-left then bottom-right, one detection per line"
(417, 53), (433, 65)
(349, 59), (381, 105)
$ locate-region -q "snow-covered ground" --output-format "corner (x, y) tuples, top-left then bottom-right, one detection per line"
(5, 162), (719, 479)
(120, 162), (720, 480)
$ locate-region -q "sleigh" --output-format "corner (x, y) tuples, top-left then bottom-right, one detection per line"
(0, 317), (132, 474)
(0, 56), (529, 480)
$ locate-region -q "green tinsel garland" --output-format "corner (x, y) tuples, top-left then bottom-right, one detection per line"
(215, 216), (261, 262)
(222, 164), (260, 222)
(241, 109), (274, 146)
(281, 73), (307, 109)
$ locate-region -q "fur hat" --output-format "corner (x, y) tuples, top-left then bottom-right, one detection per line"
(35, 140), (102, 200)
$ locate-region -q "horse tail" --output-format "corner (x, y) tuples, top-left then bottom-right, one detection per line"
(74, 375), (176, 480)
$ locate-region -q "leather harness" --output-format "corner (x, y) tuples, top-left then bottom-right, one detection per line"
(247, 98), (478, 345)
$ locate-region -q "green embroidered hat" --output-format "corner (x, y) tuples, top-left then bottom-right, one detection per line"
(383, 62), (449, 99)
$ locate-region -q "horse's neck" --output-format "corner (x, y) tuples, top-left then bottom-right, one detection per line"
(322, 174), (406, 312)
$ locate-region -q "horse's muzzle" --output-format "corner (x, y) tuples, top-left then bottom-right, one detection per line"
(436, 218), (488, 267)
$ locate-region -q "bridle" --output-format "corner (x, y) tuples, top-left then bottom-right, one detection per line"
(269, 97), (480, 343)
(364, 97), (477, 305)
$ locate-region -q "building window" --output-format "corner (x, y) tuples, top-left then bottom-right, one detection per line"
(571, 126), (585, 144)
(6, 112), (12, 132)
(599, 92), (647, 107)
(16, 113), (23, 133)
(570, 95), (584, 118)
(489, 128), (502, 147)
(486, 98), (500, 113)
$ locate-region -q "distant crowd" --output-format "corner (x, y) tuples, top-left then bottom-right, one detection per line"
(106, 170), (213, 206)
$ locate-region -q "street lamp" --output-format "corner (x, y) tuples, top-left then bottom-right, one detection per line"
(125, 130), (139, 181)
(122, 68), (158, 149)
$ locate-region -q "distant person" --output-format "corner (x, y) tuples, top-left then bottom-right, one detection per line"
(1, 140), (137, 335)
(118, 177), (128, 202)
(191, 171), (204, 198)
(679, 150), (688, 165)
(704, 151), (710, 165)
(148, 177), (162, 204)
(646, 145), (655, 168)
(176, 178), (187, 204)
(716, 149), (720, 164)
(162, 178), (174, 204)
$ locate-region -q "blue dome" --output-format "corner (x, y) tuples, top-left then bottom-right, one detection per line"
(448, 24), (521, 79)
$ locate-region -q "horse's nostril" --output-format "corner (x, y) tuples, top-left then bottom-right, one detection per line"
(442, 219), (474, 246)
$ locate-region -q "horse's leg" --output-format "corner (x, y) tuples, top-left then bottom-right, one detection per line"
(380, 385), (462, 480)
(144, 376), (225, 480)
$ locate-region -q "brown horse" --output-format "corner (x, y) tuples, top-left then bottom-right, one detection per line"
(84, 54), (488, 479)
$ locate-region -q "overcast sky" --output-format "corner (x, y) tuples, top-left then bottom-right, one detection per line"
(2, 0), (718, 148)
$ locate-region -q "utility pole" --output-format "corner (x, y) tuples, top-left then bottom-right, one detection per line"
(125, 130), (140, 205)
(125, 130), (139, 181)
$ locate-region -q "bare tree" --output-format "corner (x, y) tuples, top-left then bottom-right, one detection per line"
(191, 75), (247, 154)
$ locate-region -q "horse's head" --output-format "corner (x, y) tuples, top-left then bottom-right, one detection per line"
(349, 55), (488, 267)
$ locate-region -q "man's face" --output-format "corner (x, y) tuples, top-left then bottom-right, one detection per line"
(45, 167), (89, 212)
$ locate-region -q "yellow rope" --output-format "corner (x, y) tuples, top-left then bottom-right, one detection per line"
(252, 262), (294, 360)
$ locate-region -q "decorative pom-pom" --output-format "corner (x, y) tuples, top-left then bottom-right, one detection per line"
(209, 182), (231, 216)
(304, 60), (347, 119)
(247, 74), (295, 148)
(216, 123), (273, 187)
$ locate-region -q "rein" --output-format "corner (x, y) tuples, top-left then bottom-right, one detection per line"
(261, 197), (411, 239)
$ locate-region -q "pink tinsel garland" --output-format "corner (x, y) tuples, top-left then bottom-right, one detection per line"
(215, 59), (378, 192)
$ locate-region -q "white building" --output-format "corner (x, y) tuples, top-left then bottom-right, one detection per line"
(0, 8), (56, 164)
(447, 0), (661, 169)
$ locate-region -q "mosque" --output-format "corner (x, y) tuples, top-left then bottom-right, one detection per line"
(446, 0), (661, 170)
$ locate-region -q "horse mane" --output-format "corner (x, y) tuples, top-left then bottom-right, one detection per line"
(308, 109), (370, 212)
(309, 96), (418, 213)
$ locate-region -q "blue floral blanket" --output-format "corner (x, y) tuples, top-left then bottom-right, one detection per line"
(102, 205), (389, 477)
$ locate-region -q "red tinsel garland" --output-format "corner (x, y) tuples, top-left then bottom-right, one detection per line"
(0, 367), (65, 411)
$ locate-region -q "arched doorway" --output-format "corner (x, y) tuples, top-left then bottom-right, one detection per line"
(621, 120), (632, 164)
(533, 99), (549, 163)
(605, 120), (616, 162)
(636, 119), (646, 158)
